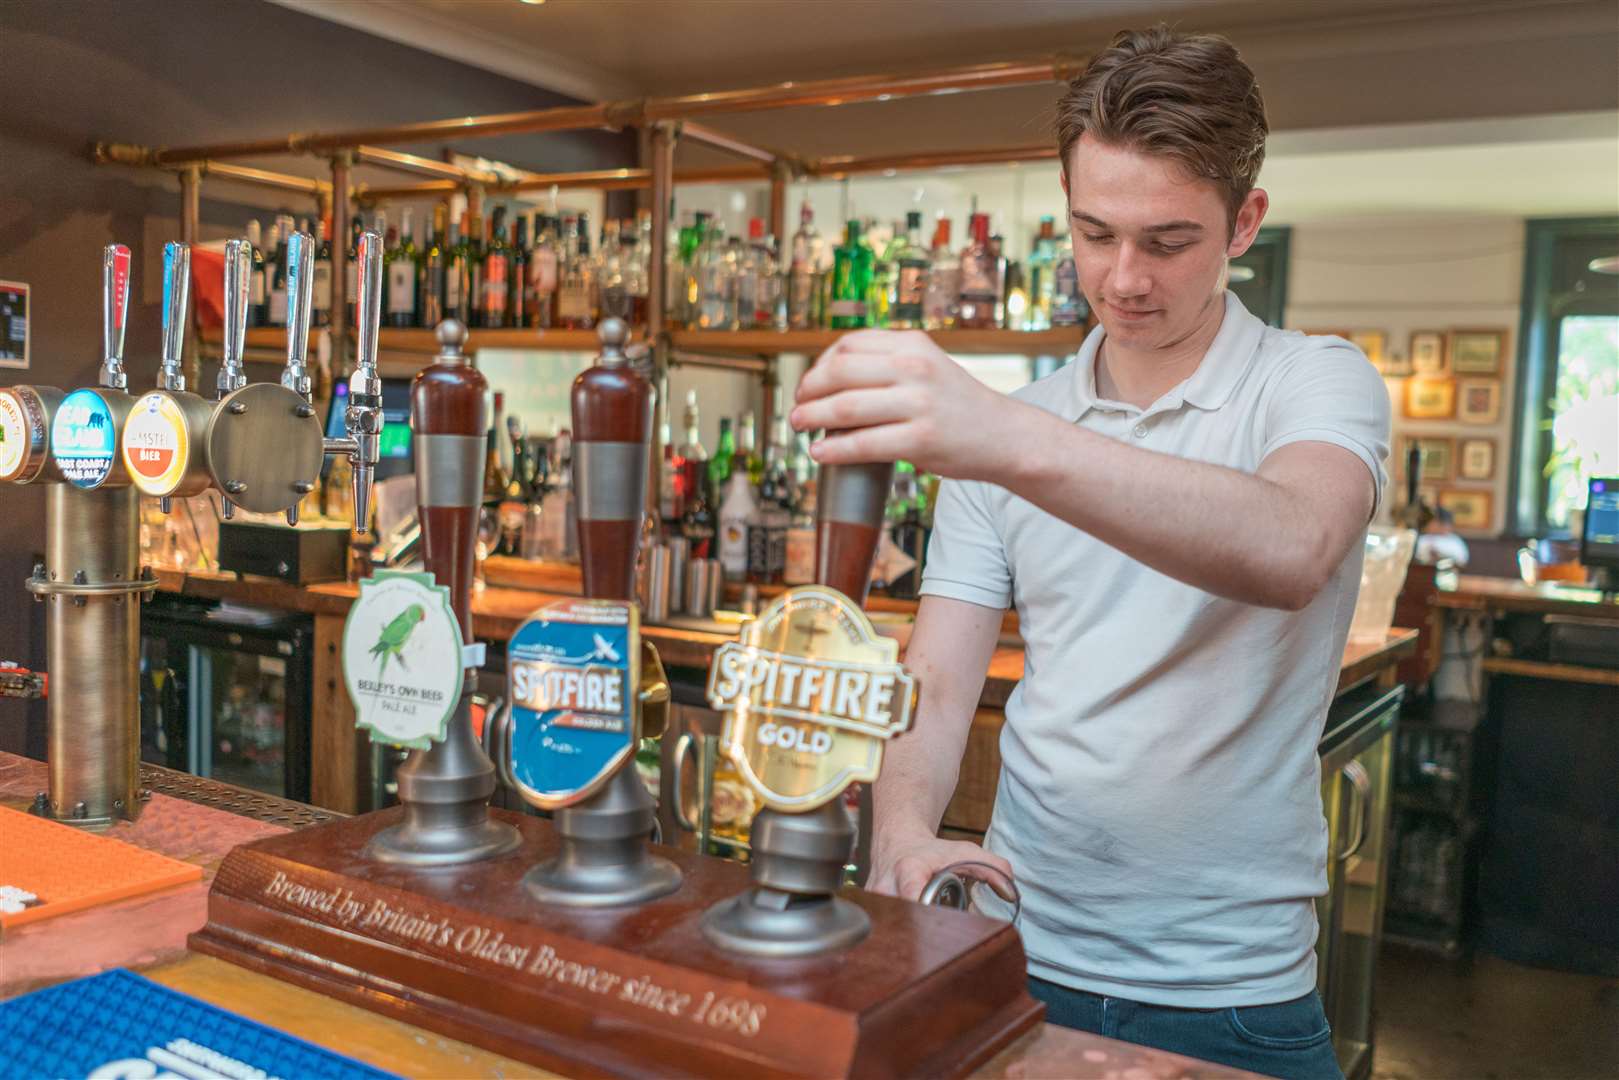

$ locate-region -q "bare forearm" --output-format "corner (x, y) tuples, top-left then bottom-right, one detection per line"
(874, 598), (1000, 840)
(996, 406), (1342, 610)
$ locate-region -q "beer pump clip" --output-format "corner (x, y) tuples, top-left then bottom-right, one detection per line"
(702, 462), (919, 956)
(119, 242), (217, 511)
(503, 317), (679, 907)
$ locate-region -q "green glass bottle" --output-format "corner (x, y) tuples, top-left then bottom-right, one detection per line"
(706, 415), (735, 509)
(828, 220), (873, 330)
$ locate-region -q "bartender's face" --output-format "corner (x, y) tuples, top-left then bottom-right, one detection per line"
(1063, 134), (1266, 353)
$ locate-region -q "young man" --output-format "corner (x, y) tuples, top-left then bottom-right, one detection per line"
(789, 26), (1389, 1080)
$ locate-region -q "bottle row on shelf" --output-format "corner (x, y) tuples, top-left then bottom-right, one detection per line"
(237, 199), (1092, 339)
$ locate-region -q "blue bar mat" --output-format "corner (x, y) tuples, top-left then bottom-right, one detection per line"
(0, 968), (399, 1080)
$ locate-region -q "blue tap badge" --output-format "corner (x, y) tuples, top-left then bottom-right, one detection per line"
(50, 388), (118, 488)
(508, 598), (639, 810)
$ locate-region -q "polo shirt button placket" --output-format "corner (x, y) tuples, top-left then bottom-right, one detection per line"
(1132, 422), (1148, 439)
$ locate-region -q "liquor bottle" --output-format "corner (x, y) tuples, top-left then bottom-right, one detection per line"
(706, 415), (734, 508)
(738, 409), (763, 488)
(678, 389), (707, 527)
(498, 413), (528, 556)
(1003, 262), (1029, 331)
(420, 204), (447, 329)
(483, 417), (511, 510)
(598, 217), (629, 321)
(627, 209), (652, 327)
(245, 219), (267, 327)
(782, 476), (816, 586)
(888, 210), (930, 329)
(386, 208), (418, 329)
(508, 213), (528, 329)
(991, 233), (1009, 328)
(481, 206), (510, 330)
(829, 220), (873, 330)
(266, 214), (293, 328)
(717, 465), (756, 582)
(344, 212), (364, 327)
(556, 214), (596, 330)
(1026, 215), (1058, 331)
(659, 401), (683, 529)
(540, 428), (577, 561)
(923, 217), (958, 330)
(527, 214), (559, 329)
(736, 217), (766, 328)
(465, 212), (486, 329)
(957, 212), (999, 329)
(869, 220), (899, 328)
(696, 222), (737, 330)
(1051, 236), (1088, 327)
(312, 215), (334, 327)
(787, 200), (821, 330)
(753, 390), (794, 584)
(491, 389), (510, 478)
(447, 211), (471, 325)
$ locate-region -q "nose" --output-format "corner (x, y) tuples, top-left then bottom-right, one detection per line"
(1107, 242), (1151, 300)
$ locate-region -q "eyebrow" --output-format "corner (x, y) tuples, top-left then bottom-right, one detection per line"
(1071, 211), (1205, 234)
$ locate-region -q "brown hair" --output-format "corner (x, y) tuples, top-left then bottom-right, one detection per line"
(1056, 25), (1268, 225)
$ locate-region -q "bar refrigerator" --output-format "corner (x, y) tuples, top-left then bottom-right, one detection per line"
(139, 595), (313, 802)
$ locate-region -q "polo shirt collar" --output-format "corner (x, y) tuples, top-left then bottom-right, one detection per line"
(1066, 291), (1266, 420)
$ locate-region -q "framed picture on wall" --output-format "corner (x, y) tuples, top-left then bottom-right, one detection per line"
(1381, 351), (1413, 377)
(1405, 377), (1457, 419)
(1439, 488), (1494, 532)
(0, 281), (27, 369)
(1409, 331), (1446, 376)
(1449, 329), (1506, 375)
(1409, 436), (1453, 482)
(1348, 330), (1387, 369)
(1458, 438), (1497, 480)
(1457, 379), (1502, 424)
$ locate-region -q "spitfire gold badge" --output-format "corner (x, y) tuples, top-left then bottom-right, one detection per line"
(707, 585), (916, 812)
(507, 599), (639, 810)
(341, 571), (464, 750)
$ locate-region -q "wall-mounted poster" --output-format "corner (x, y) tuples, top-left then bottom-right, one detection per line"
(0, 281), (28, 369)
(1457, 379), (1502, 424)
(1408, 436), (1453, 482)
(1449, 329), (1506, 375)
(1409, 330), (1446, 376)
(1458, 438), (1497, 481)
(1405, 377), (1457, 419)
(1439, 488), (1494, 532)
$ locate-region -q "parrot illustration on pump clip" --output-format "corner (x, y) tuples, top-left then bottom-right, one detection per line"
(371, 604), (426, 676)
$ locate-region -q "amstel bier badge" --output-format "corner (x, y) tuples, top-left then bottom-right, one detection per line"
(707, 585), (916, 813)
(508, 599), (640, 810)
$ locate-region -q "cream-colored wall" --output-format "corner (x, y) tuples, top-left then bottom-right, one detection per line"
(1285, 216), (1524, 537)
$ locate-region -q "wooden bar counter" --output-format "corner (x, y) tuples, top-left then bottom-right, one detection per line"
(0, 751), (1251, 1079)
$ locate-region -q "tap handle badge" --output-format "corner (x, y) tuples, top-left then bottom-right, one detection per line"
(219, 238), (251, 397)
(159, 242), (190, 391)
(102, 243), (131, 389)
(355, 230), (384, 377)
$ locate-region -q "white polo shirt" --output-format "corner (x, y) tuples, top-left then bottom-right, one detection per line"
(921, 291), (1390, 1008)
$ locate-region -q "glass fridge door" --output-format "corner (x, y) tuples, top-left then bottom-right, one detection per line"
(192, 646), (292, 798)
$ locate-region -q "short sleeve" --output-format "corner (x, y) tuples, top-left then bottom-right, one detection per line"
(919, 478), (1013, 610)
(1261, 341), (1392, 515)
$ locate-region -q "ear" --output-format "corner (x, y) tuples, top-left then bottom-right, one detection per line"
(1226, 188), (1269, 258)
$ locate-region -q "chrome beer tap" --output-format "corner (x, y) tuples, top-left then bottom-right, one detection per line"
(120, 242), (216, 512)
(216, 237), (250, 521)
(322, 230), (385, 535)
(101, 243), (131, 391)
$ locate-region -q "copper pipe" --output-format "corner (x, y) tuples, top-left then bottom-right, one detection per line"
(681, 122), (778, 166)
(668, 350), (770, 375)
(355, 164), (768, 202)
(809, 143), (1058, 177)
(768, 161), (789, 244)
(642, 58), (1070, 121)
(354, 145), (500, 184)
(200, 161), (333, 196)
(179, 165), (202, 388)
(331, 153), (352, 376)
(646, 122), (677, 528)
(355, 179), (460, 201)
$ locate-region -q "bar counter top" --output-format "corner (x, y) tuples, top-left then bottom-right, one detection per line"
(152, 566), (1417, 707)
(0, 752), (1251, 1079)
(1432, 572), (1619, 620)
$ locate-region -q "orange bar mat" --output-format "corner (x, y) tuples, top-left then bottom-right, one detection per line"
(0, 805), (203, 932)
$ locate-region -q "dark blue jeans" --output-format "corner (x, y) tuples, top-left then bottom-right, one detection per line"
(1028, 976), (1344, 1080)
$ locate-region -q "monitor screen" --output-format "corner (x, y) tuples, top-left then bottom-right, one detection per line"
(1580, 476), (1619, 570)
(324, 378), (413, 481)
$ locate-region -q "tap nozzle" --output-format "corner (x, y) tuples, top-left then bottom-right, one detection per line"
(218, 238), (251, 398)
(158, 242), (190, 392)
(102, 243), (131, 390)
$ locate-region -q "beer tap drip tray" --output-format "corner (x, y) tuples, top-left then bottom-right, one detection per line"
(190, 807), (1041, 1079)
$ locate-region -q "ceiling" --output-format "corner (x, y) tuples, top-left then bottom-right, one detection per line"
(259, 0), (1618, 222)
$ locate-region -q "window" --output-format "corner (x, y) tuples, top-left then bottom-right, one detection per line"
(1512, 218), (1619, 537)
